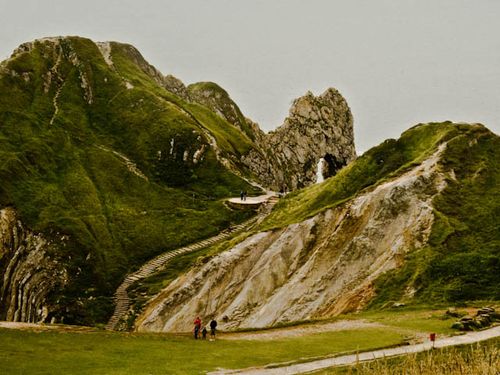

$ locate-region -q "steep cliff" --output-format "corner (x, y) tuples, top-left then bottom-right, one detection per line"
(136, 123), (499, 332)
(0, 208), (68, 323)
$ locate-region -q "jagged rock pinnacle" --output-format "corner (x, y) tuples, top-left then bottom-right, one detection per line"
(243, 88), (356, 190)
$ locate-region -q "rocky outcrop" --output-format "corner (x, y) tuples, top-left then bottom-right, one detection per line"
(187, 85), (356, 190)
(163, 74), (189, 100)
(136, 144), (447, 332)
(0, 207), (68, 323)
(243, 88), (356, 190)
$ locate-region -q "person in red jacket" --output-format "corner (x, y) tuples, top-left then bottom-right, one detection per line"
(193, 317), (202, 339)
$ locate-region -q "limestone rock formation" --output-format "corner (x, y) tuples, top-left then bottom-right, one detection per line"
(0, 208), (68, 323)
(136, 144), (446, 332)
(243, 88), (356, 190)
(186, 85), (356, 190)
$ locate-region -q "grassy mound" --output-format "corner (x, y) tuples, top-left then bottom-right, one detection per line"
(371, 123), (499, 305)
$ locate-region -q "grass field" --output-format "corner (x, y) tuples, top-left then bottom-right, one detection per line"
(0, 326), (405, 374)
(1, 306), (488, 374)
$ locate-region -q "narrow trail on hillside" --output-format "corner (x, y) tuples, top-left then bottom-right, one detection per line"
(96, 145), (149, 181)
(105, 194), (278, 331)
(222, 320), (384, 341)
(210, 326), (500, 375)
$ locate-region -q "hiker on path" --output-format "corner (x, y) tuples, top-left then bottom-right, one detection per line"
(240, 190), (244, 201)
(194, 316), (202, 339)
(210, 318), (218, 340)
(202, 326), (207, 340)
(243, 191), (247, 201)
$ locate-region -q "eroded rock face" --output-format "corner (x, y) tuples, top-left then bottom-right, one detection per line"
(163, 74), (189, 100)
(136, 145), (446, 332)
(0, 208), (68, 323)
(243, 88), (356, 190)
(186, 85), (356, 190)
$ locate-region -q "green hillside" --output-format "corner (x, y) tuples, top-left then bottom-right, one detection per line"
(187, 81), (256, 140)
(0, 37), (259, 324)
(262, 122), (500, 304)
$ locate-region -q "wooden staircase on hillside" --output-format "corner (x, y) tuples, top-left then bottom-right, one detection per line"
(105, 195), (278, 331)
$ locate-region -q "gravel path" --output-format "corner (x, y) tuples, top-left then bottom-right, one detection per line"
(209, 326), (500, 374)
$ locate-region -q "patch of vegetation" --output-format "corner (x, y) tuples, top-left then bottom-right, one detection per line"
(318, 338), (500, 374)
(350, 307), (458, 335)
(187, 81), (256, 141)
(110, 44), (254, 157)
(0, 37), (257, 325)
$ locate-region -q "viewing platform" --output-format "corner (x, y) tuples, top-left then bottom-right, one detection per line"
(226, 192), (279, 210)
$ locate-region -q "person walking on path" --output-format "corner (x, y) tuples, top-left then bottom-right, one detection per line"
(240, 191), (244, 201)
(193, 316), (202, 339)
(243, 191), (247, 201)
(210, 318), (218, 341)
(202, 326), (207, 340)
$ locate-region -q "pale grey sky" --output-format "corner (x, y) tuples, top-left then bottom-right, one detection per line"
(1, 0), (499, 152)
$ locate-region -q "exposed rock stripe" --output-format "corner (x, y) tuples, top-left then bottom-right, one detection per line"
(96, 42), (114, 68)
(96, 145), (149, 181)
(49, 46), (64, 126)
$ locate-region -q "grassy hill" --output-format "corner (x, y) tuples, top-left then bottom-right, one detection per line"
(1, 37), (497, 325)
(261, 122), (499, 305)
(0, 37), (260, 325)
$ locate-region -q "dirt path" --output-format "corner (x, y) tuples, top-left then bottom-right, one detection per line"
(209, 326), (500, 374)
(223, 320), (384, 341)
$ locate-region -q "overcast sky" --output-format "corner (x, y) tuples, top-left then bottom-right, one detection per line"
(1, 0), (499, 152)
